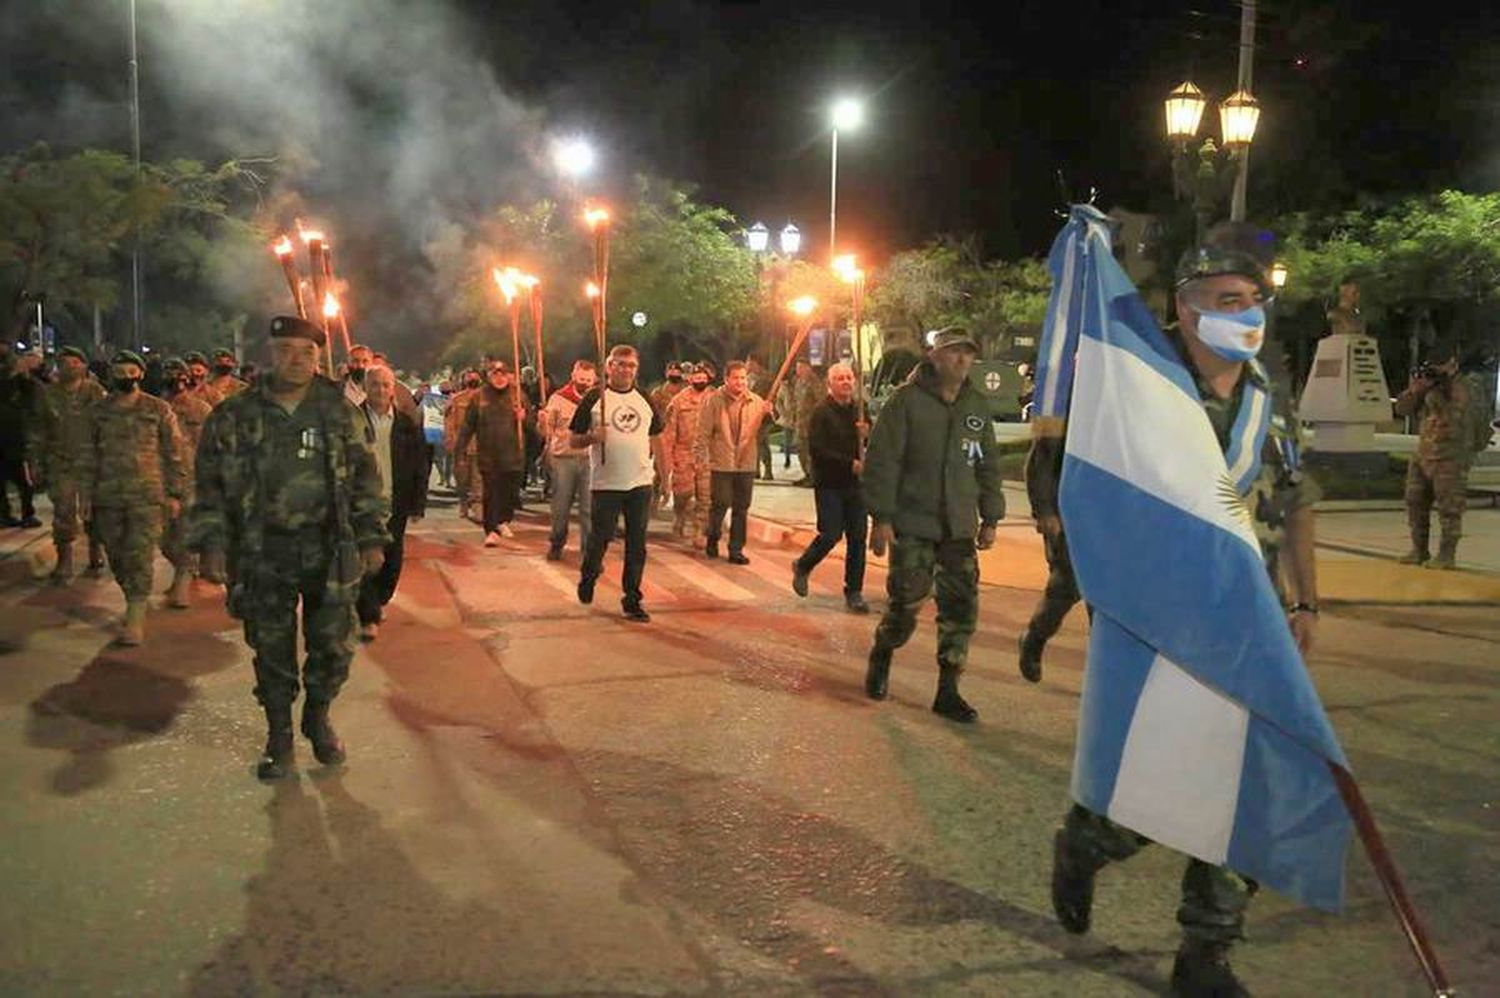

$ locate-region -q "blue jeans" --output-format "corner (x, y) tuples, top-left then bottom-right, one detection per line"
(794, 485), (868, 595)
(548, 456), (592, 550)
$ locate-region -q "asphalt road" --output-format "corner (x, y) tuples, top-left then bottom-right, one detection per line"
(0, 501), (1495, 996)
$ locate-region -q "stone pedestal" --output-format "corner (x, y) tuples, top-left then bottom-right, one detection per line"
(1299, 333), (1391, 453)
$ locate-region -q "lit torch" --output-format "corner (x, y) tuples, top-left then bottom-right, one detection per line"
(584, 206), (612, 461)
(493, 267), (527, 455)
(319, 240), (353, 364)
(272, 235), (307, 319)
(300, 228), (332, 375)
(834, 254), (869, 444)
(766, 296), (820, 407)
(521, 273), (544, 403)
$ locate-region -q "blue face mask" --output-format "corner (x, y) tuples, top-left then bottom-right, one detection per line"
(1193, 304), (1266, 361)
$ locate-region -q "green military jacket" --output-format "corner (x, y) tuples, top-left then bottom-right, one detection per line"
(85, 390), (187, 508)
(34, 377), (106, 482)
(1395, 377), (1475, 466)
(863, 361), (1006, 541)
(167, 390), (214, 484)
(189, 376), (389, 617)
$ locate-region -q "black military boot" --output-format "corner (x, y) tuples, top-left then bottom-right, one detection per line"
(931, 666), (978, 723)
(257, 704), (295, 781)
(864, 643), (892, 700)
(1050, 829), (1095, 934)
(1169, 940), (1249, 997)
(300, 700), (347, 766)
(1018, 631), (1044, 683)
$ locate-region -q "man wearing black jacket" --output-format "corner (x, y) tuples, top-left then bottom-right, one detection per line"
(357, 365), (428, 641)
(790, 363), (869, 613)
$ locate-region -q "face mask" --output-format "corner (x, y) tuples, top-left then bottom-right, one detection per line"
(167, 376), (188, 393)
(668, 373), (682, 383)
(112, 376), (141, 393)
(691, 381), (709, 393)
(1193, 305), (1266, 362)
(214, 363), (235, 376)
(349, 367), (366, 384)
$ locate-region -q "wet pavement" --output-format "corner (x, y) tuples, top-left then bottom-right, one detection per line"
(0, 494), (1495, 996)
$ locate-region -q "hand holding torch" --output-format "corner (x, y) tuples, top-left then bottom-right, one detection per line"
(585, 206), (611, 462)
(494, 268), (527, 456)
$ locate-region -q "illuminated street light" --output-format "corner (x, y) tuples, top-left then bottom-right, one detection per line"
(788, 295), (818, 317)
(779, 223), (801, 256)
(747, 221), (770, 253)
(1164, 81), (1207, 143)
(1163, 79), (1262, 234)
(553, 137), (597, 178)
(1271, 261), (1288, 291)
(828, 95), (865, 265)
(1219, 90), (1262, 149)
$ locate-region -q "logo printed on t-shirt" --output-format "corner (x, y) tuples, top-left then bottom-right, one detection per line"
(611, 407), (642, 433)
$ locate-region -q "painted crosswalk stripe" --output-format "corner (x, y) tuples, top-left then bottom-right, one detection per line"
(651, 551), (758, 602)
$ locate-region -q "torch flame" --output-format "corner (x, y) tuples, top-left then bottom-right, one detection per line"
(583, 206), (611, 229)
(273, 235), (294, 257)
(585, 281), (601, 300)
(323, 292), (341, 319)
(832, 254), (861, 282)
(300, 229), (325, 244)
(788, 295), (818, 317)
(519, 272), (540, 289)
(493, 267), (521, 303)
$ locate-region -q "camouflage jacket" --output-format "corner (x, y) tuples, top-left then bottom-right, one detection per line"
(188, 381), (224, 408)
(1395, 377), (1475, 466)
(444, 387), (479, 451)
(189, 378), (388, 616)
(34, 378), (106, 482)
(208, 373), (248, 400)
(166, 390), (214, 481)
(649, 380), (685, 419)
(85, 390), (187, 508)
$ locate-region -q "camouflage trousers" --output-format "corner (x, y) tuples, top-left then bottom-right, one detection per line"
(874, 535), (979, 671)
(455, 442), (483, 507)
(1024, 529), (1081, 647)
(241, 532), (356, 708)
(93, 502), (164, 601)
(672, 464), (712, 540)
(1405, 458), (1467, 546)
(1059, 804), (1256, 946)
(159, 496), (196, 571)
(47, 475), (89, 546)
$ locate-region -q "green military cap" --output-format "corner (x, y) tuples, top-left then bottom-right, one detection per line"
(183, 350), (208, 366)
(926, 326), (979, 352)
(162, 356), (188, 374)
(211, 347), (236, 362)
(268, 315), (326, 347)
(111, 349), (147, 369)
(57, 346), (88, 363)
(1175, 222), (1275, 297)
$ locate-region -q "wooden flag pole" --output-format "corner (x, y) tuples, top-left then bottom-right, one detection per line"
(1329, 764), (1453, 996)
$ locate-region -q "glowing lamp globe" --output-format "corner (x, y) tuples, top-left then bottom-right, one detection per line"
(1164, 81), (1207, 142)
(746, 222), (770, 253)
(1219, 90), (1261, 148)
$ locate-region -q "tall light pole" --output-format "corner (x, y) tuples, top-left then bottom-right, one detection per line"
(1230, 0), (1258, 222)
(829, 97), (863, 265)
(128, 0), (143, 348)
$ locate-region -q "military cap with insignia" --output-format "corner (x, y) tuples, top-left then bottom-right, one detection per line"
(268, 315), (327, 347)
(111, 349), (147, 369)
(926, 326), (980, 352)
(1175, 222), (1276, 297)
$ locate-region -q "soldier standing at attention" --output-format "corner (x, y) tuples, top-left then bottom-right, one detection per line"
(33, 346), (106, 583)
(208, 348), (248, 399)
(85, 350), (186, 646)
(1395, 345), (1475, 569)
(190, 316), (389, 781)
(159, 357), (214, 608)
(861, 327), (1005, 723)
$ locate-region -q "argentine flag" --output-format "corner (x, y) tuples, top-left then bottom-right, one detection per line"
(1040, 206), (1352, 912)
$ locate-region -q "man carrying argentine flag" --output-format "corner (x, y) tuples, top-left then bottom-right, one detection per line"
(1035, 210), (1351, 998)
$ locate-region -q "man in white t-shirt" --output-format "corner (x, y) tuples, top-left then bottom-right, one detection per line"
(569, 344), (666, 622)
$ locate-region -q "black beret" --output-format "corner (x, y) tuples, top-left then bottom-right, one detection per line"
(268, 315), (326, 347)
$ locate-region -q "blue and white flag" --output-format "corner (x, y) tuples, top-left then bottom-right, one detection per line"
(1039, 206), (1352, 912)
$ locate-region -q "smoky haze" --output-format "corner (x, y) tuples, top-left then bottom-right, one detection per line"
(0, 0), (557, 366)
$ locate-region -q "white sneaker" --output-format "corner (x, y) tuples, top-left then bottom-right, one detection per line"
(499, 523), (515, 539)
(484, 531), (502, 547)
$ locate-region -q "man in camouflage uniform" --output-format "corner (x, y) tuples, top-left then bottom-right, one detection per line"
(190, 316), (389, 781)
(1051, 234), (1323, 997)
(649, 361), (686, 419)
(208, 348), (248, 400)
(32, 346), (106, 582)
(1395, 346), (1474, 569)
(1017, 430), (1079, 683)
(159, 357), (214, 607)
(84, 350), (187, 646)
(792, 359), (823, 486)
(661, 362), (714, 540)
(445, 368), (484, 521)
(182, 351), (224, 408)
(862, 327), (1005, 724)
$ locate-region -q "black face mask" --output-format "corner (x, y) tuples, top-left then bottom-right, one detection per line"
(463, 379), (480, 390)
(112, 376), (141, 394)
(667, 373), (682, 383)
(167, 376), (189, 394)
(349, 367), (366, 384)
(691, 381), (709, 393)
(214, 363), (235, 376)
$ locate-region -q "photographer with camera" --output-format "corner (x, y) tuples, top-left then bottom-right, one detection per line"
(1395, 345), (1474, 569)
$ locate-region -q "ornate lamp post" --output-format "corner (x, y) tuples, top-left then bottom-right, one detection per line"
(1164, 80), (1261, 239)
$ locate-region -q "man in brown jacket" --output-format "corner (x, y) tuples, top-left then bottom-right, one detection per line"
(695, 360), (773, 564)
(455, 360), (532, 546)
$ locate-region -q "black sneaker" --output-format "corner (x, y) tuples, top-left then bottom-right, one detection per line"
(704, 538), (720, 559)
(1169, 942), (1248, 997)
(845, 592), (869, 614)
(0, 515), (19, 528)
(18, 516), (42, 529)
(1051, 830), (1095, 935)
(727, 553), (750, 566)
(577, 575), (596, 605)
(622, 603), (651, 623)
(1018, 633), (1044, 683)
(791, 561), (809, 597)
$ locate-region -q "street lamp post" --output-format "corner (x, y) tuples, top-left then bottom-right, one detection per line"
(834, 254), (868, 449)
(829, 98), (863, 265)
(1164, 80), (1260, 240)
